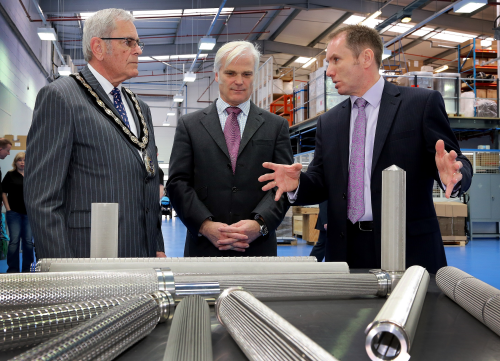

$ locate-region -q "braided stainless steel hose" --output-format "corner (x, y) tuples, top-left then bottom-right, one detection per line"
(35, 256), (317, 271)
(11, 291), (174, 361)
(163, 295), (212, 361)
(175, 272), (391, 301)
(436, 266), (500, 337)
(215, 287), (338, 361)
(365, 266), (429, 361)
(0, 268), (174, 311)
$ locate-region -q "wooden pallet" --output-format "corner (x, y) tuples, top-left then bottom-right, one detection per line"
(443, 240), (467, 247)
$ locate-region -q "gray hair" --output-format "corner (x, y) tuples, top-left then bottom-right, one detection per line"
(214, 41), (261, 74)
(82, 8), (134, 62)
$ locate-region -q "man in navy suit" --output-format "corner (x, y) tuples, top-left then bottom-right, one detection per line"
(259, 25), (472, 274)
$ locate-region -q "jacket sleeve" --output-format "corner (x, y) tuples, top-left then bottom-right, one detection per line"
(24, 85), (75, 258)
(166, 117), (213, 238)
(423, 91), (472, 196)
(251, 118), (293, 232)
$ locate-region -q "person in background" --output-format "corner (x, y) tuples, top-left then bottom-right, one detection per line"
(0, 138), (12, 260)
(309, 201), (327, 262)
(2, 152), (34, 272)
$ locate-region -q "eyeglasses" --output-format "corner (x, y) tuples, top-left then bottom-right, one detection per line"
(100, 37), (145, 50)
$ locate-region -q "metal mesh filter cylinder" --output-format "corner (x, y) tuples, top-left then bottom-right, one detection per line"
(11, 291), (174, 361)
(163, 296), (212, 361)
(35, 256), (317, 272)
(365, 266), (429, 361)
(215, 288), (338, 361)
(175, 272), (390, 301)
(0, 296), (132, 350)
(0, 268), (174, 311)
(40, 260), (348, 275)
(436, 266), (500, 337)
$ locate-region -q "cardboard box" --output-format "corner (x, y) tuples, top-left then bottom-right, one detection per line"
(442, 235), (467, 241)
(487, 89), (497, 102)
(407, 60), (423, 72)
(4, 135), (27, 150)
(437, 216), (466, 236)
(461, 57), (481, 71)
(434, 202), (467, 217)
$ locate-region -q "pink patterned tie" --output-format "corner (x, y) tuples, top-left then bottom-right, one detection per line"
(224, 107), (242, 174)
(348, 98), (368, 224)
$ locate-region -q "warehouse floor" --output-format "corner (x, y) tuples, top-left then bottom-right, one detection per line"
(1, 217), (499, 289)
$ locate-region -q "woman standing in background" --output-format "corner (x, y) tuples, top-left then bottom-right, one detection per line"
(1, 152), (34, 272)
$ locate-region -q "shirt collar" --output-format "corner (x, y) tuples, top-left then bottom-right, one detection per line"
(87, 63), (123, 95)
(350, 75), (385, 108)
(216, 97), (251, 116)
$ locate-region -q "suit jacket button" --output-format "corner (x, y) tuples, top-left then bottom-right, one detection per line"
(232, 187), (237, 193)
(340, 232), (344, 239)
(342, 193), (346, 199)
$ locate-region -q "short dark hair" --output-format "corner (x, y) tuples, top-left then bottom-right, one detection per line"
(328, 25), (383, 68)
(0, 138), (12, 148)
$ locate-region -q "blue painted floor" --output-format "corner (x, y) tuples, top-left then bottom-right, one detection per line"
(2, 217), (499, 290)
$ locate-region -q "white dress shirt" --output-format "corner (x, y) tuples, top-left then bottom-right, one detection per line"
(87, 64), (138, 137)
(216, 97), (251, 137)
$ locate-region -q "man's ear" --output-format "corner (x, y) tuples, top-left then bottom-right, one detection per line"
(215, 72), (219, 83)
(362, 48), (375, 69)
(90, 37), (105, 61)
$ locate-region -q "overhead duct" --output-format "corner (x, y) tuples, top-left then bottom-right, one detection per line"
(436, 266), (500, 337)
(215, 288), (339, 361)
(35, 256), (317, 272)
(164, 296), (212, 361)
(11, 291), (174, 361)
(365, 266), (429, 361)
(176, 272), (391, 301)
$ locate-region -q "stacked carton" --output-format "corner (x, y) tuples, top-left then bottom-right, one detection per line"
(434, 202), (468, 243)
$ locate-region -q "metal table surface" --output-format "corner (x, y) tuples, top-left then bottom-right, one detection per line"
(3, 275), (500, 361)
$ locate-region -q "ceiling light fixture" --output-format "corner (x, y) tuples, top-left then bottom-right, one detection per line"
(173, 94), (184, 103)
(58, 65), (72, 76)
(434, 65), (449, 73)
(401, 16), (412, 23)
(302, 58), (316, 68)
(199, 37), (217, 50)
(453, 0), (487, 13)
(360, 10), (382, 25)
(183, 72), (197, 82)
(295, 57), (311, 64)
(37, 27), (57, 41)
(167, 111), (175, 116)
(162, 123), (171, 126)
(481, 39), (493, 47)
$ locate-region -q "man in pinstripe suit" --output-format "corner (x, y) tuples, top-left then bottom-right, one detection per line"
(24, 9), (165, 259)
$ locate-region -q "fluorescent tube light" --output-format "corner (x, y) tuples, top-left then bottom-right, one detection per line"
(167, 111), (176, 116)
(37, 27), (57, 41)
(58, 65), (72, 76)
(162, 123), (170, 126)
(173, 94), (184, 102)
(453, 0), (487, 13)
(382, 48), (392, 60)
(401, 16), (412, 23)
(199, 37), (216, 50)
(295, 57), (311, 64)
(302, 58), (316, 68)
(183, 72), (197, 82)
(434, 65), (449, 73)
(360, 10), (382, 25)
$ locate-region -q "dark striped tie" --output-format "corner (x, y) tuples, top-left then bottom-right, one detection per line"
(224, 107), (242, 174)
(110, 87), (131, 130)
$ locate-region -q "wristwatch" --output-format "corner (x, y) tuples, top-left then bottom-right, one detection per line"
(254, 216), (268, 236)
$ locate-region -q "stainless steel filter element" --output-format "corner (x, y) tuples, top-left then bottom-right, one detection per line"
(175, 272), (391, 301)
(365, 266), (429, 361)
(381, 165), (406, 291)
(163, 296), (212, 361)
(436, 266), (500, 337)
(215, 288), (338, 361)
(39, 260), (347, 275)
(0, 268), (174, 311)
(11, 291), (174, 361)
(35, 256), (317, 272)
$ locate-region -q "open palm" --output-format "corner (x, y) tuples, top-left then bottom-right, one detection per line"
(259, 162), (303, 201)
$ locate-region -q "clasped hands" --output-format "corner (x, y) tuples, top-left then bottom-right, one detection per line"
(257, 139), (463, 200)
(200, 219), (261, 252)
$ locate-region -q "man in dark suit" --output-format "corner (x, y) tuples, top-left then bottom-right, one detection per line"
(309, 201), (327, 262)
(167, 41), (293, 257)
(25, 9), (165, 259)
(259, 25), (472, 274)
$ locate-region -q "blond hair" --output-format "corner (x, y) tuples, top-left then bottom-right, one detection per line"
(11, 152), (25, 172)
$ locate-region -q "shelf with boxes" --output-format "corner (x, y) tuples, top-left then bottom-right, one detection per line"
(434, 201), (468, 246)
(251, 56), (273, 111)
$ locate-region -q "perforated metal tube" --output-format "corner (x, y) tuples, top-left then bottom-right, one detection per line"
(215, 288), (338, 361)
(0, 268), (174, 311)
(11, 291), (174, 361)
(365, 266), (429, 361)
(40, 260), (348, 275)
(175, 272), (390, 301)
(35, 256), (317, 272)
(164, 296), (212, 361)
(436, 266), (500, 337)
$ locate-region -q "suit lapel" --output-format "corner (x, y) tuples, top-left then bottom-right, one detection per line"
(123, 87), (141, 132)
(200, 102), (230, 160)
(371, 81), (401, 175)
(335, 99), (352, 184)
(238, 102), (264, 156)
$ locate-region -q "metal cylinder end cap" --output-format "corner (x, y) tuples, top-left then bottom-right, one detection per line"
(149, 290), (175, 323)
(215, 287), (247, 326)
(155, 268), (175, 295)
(365, 321), (410, 361)
(373, 271), (392, 297)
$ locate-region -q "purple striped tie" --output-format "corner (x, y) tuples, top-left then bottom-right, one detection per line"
(348, 98), (368, 224)
(224, 107), (242, 174)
